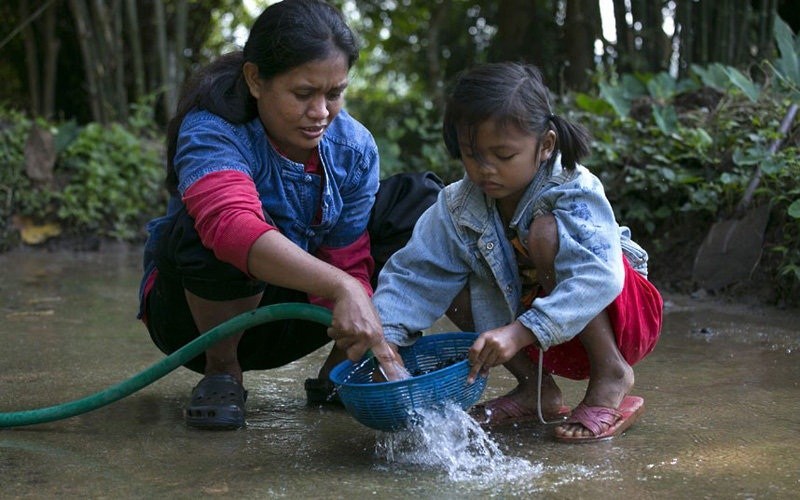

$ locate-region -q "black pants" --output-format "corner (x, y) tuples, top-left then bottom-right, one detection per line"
(145, 172), (443, 374)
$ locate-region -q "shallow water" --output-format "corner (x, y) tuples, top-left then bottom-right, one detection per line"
(1, 246), (798, 498)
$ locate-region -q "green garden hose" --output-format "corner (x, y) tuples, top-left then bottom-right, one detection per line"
(0, 303), (332, 428)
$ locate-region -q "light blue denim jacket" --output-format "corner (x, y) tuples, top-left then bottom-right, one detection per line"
(139, 108), (379, 309)
(372, 158), (649, 351)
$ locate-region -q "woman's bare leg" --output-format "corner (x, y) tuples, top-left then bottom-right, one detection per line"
(185, 290), (262, 384)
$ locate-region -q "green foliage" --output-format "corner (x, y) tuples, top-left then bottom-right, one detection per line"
(0, 108), (33, 249)
(0, 103), (166, 244)
(772, 16), (800, 99)
(347, 88), (462, 183)
(571, 18), (800, 303)
(58, 122), (164, 240)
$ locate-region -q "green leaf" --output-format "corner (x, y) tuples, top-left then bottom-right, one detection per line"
(646, 72), (677, 101)
(691, 63), (730, 91)
(722, 67), (760, 102)
(599, 82), (631, 118)
(761, 157), (784, 175)
(652, 105), (678, 134)
(732, 147), (762, 166)
(574, 93), (614, 114)
(788, 199), (800, 218)
(774, 16), (800, 86)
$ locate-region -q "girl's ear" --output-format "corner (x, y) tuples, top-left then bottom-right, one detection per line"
(242, 62), (262, 99)
(539, 130), (557, 163)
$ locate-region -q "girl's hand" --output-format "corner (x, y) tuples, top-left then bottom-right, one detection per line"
(467, 321), (537, 383)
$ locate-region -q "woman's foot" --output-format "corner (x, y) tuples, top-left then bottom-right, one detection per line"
(305, 344), (346, 406)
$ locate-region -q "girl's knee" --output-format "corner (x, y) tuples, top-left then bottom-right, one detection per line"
(527, 214), (558, 266)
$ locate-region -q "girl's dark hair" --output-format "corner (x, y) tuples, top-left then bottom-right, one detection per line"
(164, 0), (360, 194)
(442, 62), (591, 171)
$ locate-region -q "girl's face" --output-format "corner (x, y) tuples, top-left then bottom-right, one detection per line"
(459, 118), (555, 208)
(244, 52), (350, 163)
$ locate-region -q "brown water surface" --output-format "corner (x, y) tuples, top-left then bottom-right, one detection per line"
(1, 246), (798, 498)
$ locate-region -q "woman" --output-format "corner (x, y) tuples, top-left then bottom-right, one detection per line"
(138, 0), (441, 430)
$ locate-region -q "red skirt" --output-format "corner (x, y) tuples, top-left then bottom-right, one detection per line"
(523, 257), (663, 380)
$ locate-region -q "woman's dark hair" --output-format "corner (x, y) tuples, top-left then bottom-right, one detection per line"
(164, 0), (360, 194)
(442, 62), (591, 171)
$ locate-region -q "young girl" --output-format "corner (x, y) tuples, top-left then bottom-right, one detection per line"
(372, 62), (663, 443)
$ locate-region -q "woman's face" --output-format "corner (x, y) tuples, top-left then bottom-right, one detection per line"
(244, 52), (349, 164)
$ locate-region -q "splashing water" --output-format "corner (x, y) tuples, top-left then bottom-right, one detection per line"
(374, 402), (543, 485)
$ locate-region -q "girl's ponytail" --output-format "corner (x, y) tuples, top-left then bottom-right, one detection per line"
(548, 113), (591, 171)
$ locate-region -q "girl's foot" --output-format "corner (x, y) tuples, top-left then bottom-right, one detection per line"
(554, 361), (634, 439)
(470, 372), (567, 426)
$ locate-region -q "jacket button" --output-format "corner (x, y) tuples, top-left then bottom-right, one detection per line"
(486, 242), (494, 250)
(305, 174), (313, 182)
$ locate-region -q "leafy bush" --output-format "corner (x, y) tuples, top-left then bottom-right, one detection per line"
(59, 122), (164, 239)
(0, 102), (166, 245)
(0, 108), (34, 250)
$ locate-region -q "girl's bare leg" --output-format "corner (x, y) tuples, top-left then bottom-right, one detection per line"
(527, 214), (635, 438)
(553, 311), (634, 438)
(497, 351), (566, 415)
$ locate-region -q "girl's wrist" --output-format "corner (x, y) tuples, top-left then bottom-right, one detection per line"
(513, 320), (539, 349)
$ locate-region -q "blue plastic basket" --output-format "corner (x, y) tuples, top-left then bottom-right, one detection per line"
(328, 332), (487, 431)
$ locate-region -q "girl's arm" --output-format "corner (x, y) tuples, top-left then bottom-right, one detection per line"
(517, 171), (625, 350)
(373, 189), (471, 346)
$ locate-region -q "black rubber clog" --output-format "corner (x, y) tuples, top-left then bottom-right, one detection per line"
(184, 374), (247, 430)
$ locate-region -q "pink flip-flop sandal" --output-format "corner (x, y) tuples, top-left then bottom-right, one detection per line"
(470, 395), (570, 427)
(554, 395), (645, 443)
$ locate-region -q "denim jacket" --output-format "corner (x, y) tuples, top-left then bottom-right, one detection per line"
(139, 108), (379, 306)
(372, 159), (649, 351)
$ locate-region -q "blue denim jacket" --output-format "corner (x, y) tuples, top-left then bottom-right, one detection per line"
(139, 108), (379, 307)
(372, 159), (649, 351)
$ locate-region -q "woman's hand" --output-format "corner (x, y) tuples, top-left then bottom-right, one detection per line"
(467, 321), (537, 383)
(370, 341), (410, 382)
(327, 279), (384, 361)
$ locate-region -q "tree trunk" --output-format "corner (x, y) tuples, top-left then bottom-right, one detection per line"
(153, 0), (173, 119)
(91, 0), (122, 120)
(489, 0), (540, 64)
(124, 0), (146, 100)
(69, 0), (105, 123)
(612, 0), (633, 73)
(563, 0), (600, 91)
(425, 0), (450, 107)
(675, 0), (693, 76)
(41, 0), (61, 118)
(173, 0), (188, 110)
(112, 0), (128, 120)
(19, 0), (41, 115)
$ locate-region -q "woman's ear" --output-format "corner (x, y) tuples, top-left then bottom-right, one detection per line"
(242, 62), (262, 99)
(539, 129), (557, 162)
